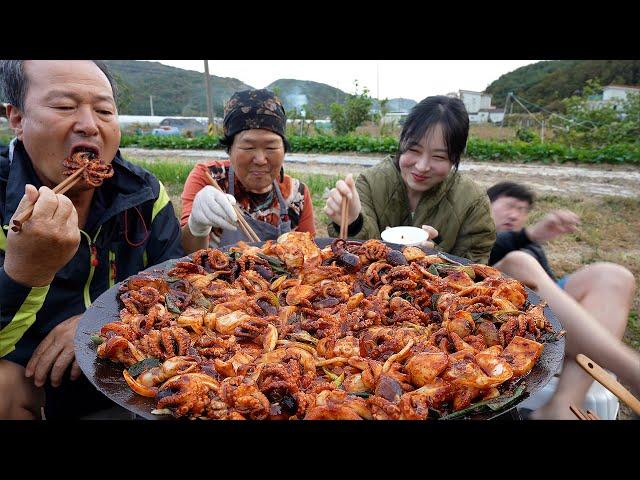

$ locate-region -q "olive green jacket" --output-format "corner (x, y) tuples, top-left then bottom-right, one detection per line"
(327, 156), (496, 264)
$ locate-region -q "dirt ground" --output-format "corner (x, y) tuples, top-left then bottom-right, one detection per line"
(122, 148), (639, 199)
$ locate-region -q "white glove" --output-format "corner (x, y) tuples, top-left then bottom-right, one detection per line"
(188, 185), (238, 237)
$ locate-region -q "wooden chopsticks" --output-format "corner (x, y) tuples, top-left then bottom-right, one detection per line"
(570, 404), (600, 420)
(11, 166), (87, 232)
(203, 169), (260, 243)
(339, 196), (349, 240)
(576, 353), (640, 416)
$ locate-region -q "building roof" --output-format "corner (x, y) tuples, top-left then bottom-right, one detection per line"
(604, 84), (640, 91)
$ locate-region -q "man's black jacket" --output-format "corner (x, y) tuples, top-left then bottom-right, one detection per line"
(0, 141), (184, 364)
(489, 229), (556, 280)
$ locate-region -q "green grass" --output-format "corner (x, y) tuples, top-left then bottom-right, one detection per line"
(625, 311), (640, 351)
(131, 159), (193, 185)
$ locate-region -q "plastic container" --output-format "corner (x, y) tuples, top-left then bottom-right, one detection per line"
(518, 374), (620, 420)
(381, 226), (428, 246)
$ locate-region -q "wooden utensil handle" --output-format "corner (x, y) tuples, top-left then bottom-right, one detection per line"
(576, 353), (640, 415)
(11, 166), (85, 231)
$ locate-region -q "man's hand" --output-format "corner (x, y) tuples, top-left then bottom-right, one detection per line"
(188, 186), (238, 237)
(324, 174), (362, 226)
(525, 209), (581, 244)
(25, 315), (82, 388)
(419, 225), (439, 249)
(4, 185), (80, 287)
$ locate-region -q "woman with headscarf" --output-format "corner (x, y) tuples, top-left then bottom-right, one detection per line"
(180, 89), (316, 253)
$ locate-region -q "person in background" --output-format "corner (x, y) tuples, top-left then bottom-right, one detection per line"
(488, 181), (638, 419)
(180, 89), (315, 253)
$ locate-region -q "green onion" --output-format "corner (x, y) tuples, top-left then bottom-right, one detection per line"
(127, 358), (161, 377)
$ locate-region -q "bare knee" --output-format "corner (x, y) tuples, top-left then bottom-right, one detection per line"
(495, 251), (547, 287)
(570, 262), (636, 299)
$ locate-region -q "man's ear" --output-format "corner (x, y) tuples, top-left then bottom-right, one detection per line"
(7, 104), (24, 140)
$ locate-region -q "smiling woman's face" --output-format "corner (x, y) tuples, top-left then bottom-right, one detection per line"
(229, 129), (285, 194)
(398, 123), (453, 196)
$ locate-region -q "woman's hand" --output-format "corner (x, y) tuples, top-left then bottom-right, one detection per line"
(324, 174), (361, 226)
(419, 225), (439, 249)
(188, 186), (238, 237)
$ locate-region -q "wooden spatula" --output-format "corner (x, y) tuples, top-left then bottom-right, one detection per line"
(576, 353), (640, 416)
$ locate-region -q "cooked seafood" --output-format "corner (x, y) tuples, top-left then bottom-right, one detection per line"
(95, 232), (562, 420)
(62, 150), (114, 187)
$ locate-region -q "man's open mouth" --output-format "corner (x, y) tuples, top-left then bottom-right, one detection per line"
(71, 145), (100, 159)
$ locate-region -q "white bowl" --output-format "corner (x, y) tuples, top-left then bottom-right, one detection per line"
(380, 226), (428, 246)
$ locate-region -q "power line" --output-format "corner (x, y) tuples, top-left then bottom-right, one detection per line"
(513, 93), (605, 128)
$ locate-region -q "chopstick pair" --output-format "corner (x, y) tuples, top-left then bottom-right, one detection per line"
(569, 404), (600, 420)
(339, 196), (350, 240)
(203, 170), (260, 243)
(11, 166), (87, 232)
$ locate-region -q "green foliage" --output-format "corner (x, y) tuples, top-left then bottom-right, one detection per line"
(550, 79), (640, 147)
(515, 127), (537, 142)
(120, 134), (223, 149)
(289, 135), (398, 153)
(112, 71), (133, 113)
(104, 60), (252, 116)
(329, 82), (374, 135)
(465, 139), (640, 164)
(627, 311), (640, 350)
(486, 60), (640, 111)
(0, 132), (12, 145)
(120, 132), (639, 164)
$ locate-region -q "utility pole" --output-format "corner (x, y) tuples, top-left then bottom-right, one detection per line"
(541, 120), (545, 143)
(149, 95), (154, 116)
(203, 60), (214, 136)
(376, 62), (380, 101)
(500, 92), (511, 132)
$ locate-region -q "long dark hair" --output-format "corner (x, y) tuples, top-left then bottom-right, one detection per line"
(395, 95), (469, 171)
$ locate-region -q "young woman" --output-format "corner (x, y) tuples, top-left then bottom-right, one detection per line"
(325, 95), (495, 263)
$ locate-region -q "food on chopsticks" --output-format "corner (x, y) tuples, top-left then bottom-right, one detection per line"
(95, 232), (563, 420)
(11, 150), (114, 231)
(62, 150), (114, 187)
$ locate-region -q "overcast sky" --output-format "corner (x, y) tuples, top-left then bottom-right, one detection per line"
(145, 60), (541, 102)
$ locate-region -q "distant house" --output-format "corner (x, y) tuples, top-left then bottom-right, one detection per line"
(459, 90), (492, 115)
(588, 84), (640, 113)
(603, 84), (640, 102)
(382, 111), (409, 124)
(488, 108), (505, 123)
(458, 90), (502, 123)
